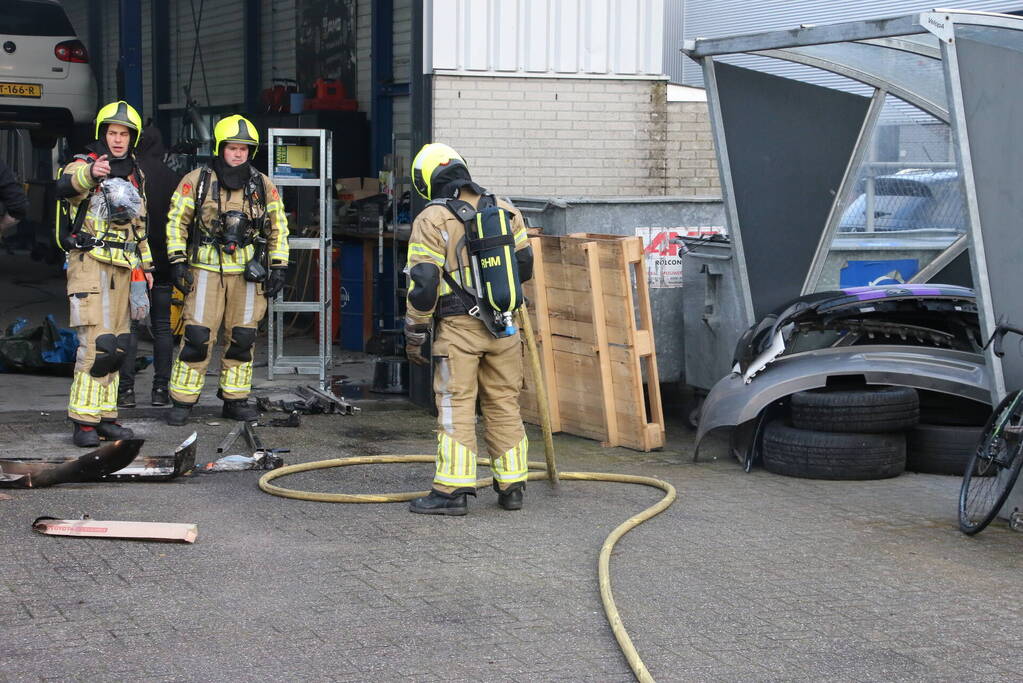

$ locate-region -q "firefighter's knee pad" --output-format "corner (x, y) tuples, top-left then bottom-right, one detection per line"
(179, 325), (212, 363)
(90, 334), (122, 377)
(224, 327), (257, 362)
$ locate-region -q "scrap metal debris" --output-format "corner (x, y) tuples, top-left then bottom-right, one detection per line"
(0, 434), (197, 488)
(270, 410), (302, 428)
(256, 385), (360, 416)
(102, 432), (197, 481)
(204, 421), (287, 471)
(32, 515), (197, 543)
(0, 440), (143, 488)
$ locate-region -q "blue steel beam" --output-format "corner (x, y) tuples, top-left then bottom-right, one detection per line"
(117, 0), (142, 111)
(151, 0), (171, 135)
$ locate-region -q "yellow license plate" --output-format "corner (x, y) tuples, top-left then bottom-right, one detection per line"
(0, 82), (42, 98)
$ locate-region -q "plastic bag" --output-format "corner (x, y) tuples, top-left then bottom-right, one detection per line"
(202, 451), (284, 472)
(89, 178), (143, 225)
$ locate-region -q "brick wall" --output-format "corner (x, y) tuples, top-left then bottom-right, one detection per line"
(666, 101), (721, 196)
(432, 75), (720, 198)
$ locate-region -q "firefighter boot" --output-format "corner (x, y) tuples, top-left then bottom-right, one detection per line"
(222, 398), (259, 422)
(117, 388), (136, 408)
(166, 401), (193, 426)
(95, 419), (135, 441)
(72, 422), (100, 448)
(409, 489), (473, 516)
(151, 386), (170, 406)
(494, 481), (525, 511)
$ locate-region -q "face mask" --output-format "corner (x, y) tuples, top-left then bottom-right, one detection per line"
(213, 156), (251, 191)
(87, 138), (134, 178)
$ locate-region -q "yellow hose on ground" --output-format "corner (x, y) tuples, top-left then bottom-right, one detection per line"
(259, 457), (675, 682)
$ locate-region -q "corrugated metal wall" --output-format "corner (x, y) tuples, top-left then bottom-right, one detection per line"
(675, 0), (1023, 85)
(61, 0), (296, 114)
(169, 1), (245, 108)
(355, 0), (413, 164)
(392, 0), (412, 163)
(428, 0), (664, 77)
(264, 0), (298, 86)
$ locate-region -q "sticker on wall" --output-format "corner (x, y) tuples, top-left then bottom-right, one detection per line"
(635, 227), (725, 288)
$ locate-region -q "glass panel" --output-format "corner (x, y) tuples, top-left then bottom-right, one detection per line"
(814, 94), (965, 291)
(780, 41), (947, 117)
(718, 53), (874, 97)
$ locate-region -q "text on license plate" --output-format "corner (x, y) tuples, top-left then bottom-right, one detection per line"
(0, 83), (42, 98)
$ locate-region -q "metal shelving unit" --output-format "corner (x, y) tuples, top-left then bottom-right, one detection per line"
(266, 128), (333, 388)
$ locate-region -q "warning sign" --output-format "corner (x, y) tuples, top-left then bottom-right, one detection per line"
(635, 227), (725, 288)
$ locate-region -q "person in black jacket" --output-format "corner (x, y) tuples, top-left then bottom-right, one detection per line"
(0, 158), (29, 236)
(117, 124), (182, 407)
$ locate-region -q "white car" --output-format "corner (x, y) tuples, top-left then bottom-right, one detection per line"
(0, 0), (98, 147)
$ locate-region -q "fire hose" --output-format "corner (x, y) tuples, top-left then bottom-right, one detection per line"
(258, 305), (676, 682)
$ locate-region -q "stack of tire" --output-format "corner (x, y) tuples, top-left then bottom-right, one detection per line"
(905, 392), (990, 476)
(762, 387), (918, 480)
(762, 386), (989, 480)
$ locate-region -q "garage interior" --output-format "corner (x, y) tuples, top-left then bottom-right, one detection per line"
(0, 0), (430, 402)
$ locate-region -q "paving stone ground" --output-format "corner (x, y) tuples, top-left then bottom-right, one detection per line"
(2, 401), (1023, 682)
(2, 255), (1023, 681)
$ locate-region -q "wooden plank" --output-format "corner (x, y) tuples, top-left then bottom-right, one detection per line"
(527, 236), (561, 432)
(612, 238), (649, 449)
(545, 287), (631, 327)
(632, 257), (664, 447)
(585, 241), (618, 448)
(541, 263), (629, 297)
(548, 318), (630, 346)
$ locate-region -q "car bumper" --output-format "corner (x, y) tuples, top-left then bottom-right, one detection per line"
(695, 344), (990, 449)
(0, 82), (96, 127)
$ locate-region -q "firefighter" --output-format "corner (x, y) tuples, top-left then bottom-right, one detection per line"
(55, 100), (153, 447)
(405, 143), (535, 516)
(164, 115), (289, 425)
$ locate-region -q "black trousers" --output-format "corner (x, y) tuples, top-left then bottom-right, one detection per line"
(119, 282), (174, 392)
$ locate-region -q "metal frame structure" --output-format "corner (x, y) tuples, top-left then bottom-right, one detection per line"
(686, 10), (1023, 517)
(683, 9), (1023, 401)
(266, 128), (333, 388)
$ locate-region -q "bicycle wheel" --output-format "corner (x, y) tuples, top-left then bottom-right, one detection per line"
(959, 390), (1023, 535)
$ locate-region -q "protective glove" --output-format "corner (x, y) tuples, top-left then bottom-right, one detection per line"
(129, 279), (150, 321)
(404, 322), (429, 367)
(264, 268), (286, 298)
(171, 261), (193, 295)
(71, 233), (99, 251)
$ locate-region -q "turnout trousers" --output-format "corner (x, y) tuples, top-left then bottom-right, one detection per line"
(431, 315), (528, 493)
(169, 268), (267, 405)
(66, 252), (132, 425)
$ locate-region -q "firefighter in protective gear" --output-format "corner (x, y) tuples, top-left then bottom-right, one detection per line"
(164, 114), (289, 426)
(56, 100), (153, 448)
(405, 143), (535, 516)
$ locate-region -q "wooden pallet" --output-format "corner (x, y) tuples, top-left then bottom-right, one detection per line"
(520, 233), (665, 452)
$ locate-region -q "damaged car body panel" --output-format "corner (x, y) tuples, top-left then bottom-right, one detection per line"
(697, 285), (987, 448)
(0, 439), (143, 487)
(0, 433), (197, 488)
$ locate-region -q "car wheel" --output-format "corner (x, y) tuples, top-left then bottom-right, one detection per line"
(790, 386), (919, 433)
(917, 391), (991, 426)
(762, 419), (906, 480)
(907, 423), (989, 476)
(29, 129), (59, 149)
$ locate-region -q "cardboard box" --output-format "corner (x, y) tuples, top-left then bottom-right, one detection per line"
(336, 177), (381, 202)
(33, 517), (198, 543)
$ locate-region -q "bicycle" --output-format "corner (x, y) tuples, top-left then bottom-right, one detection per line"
(958, 323), (1023, 535)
